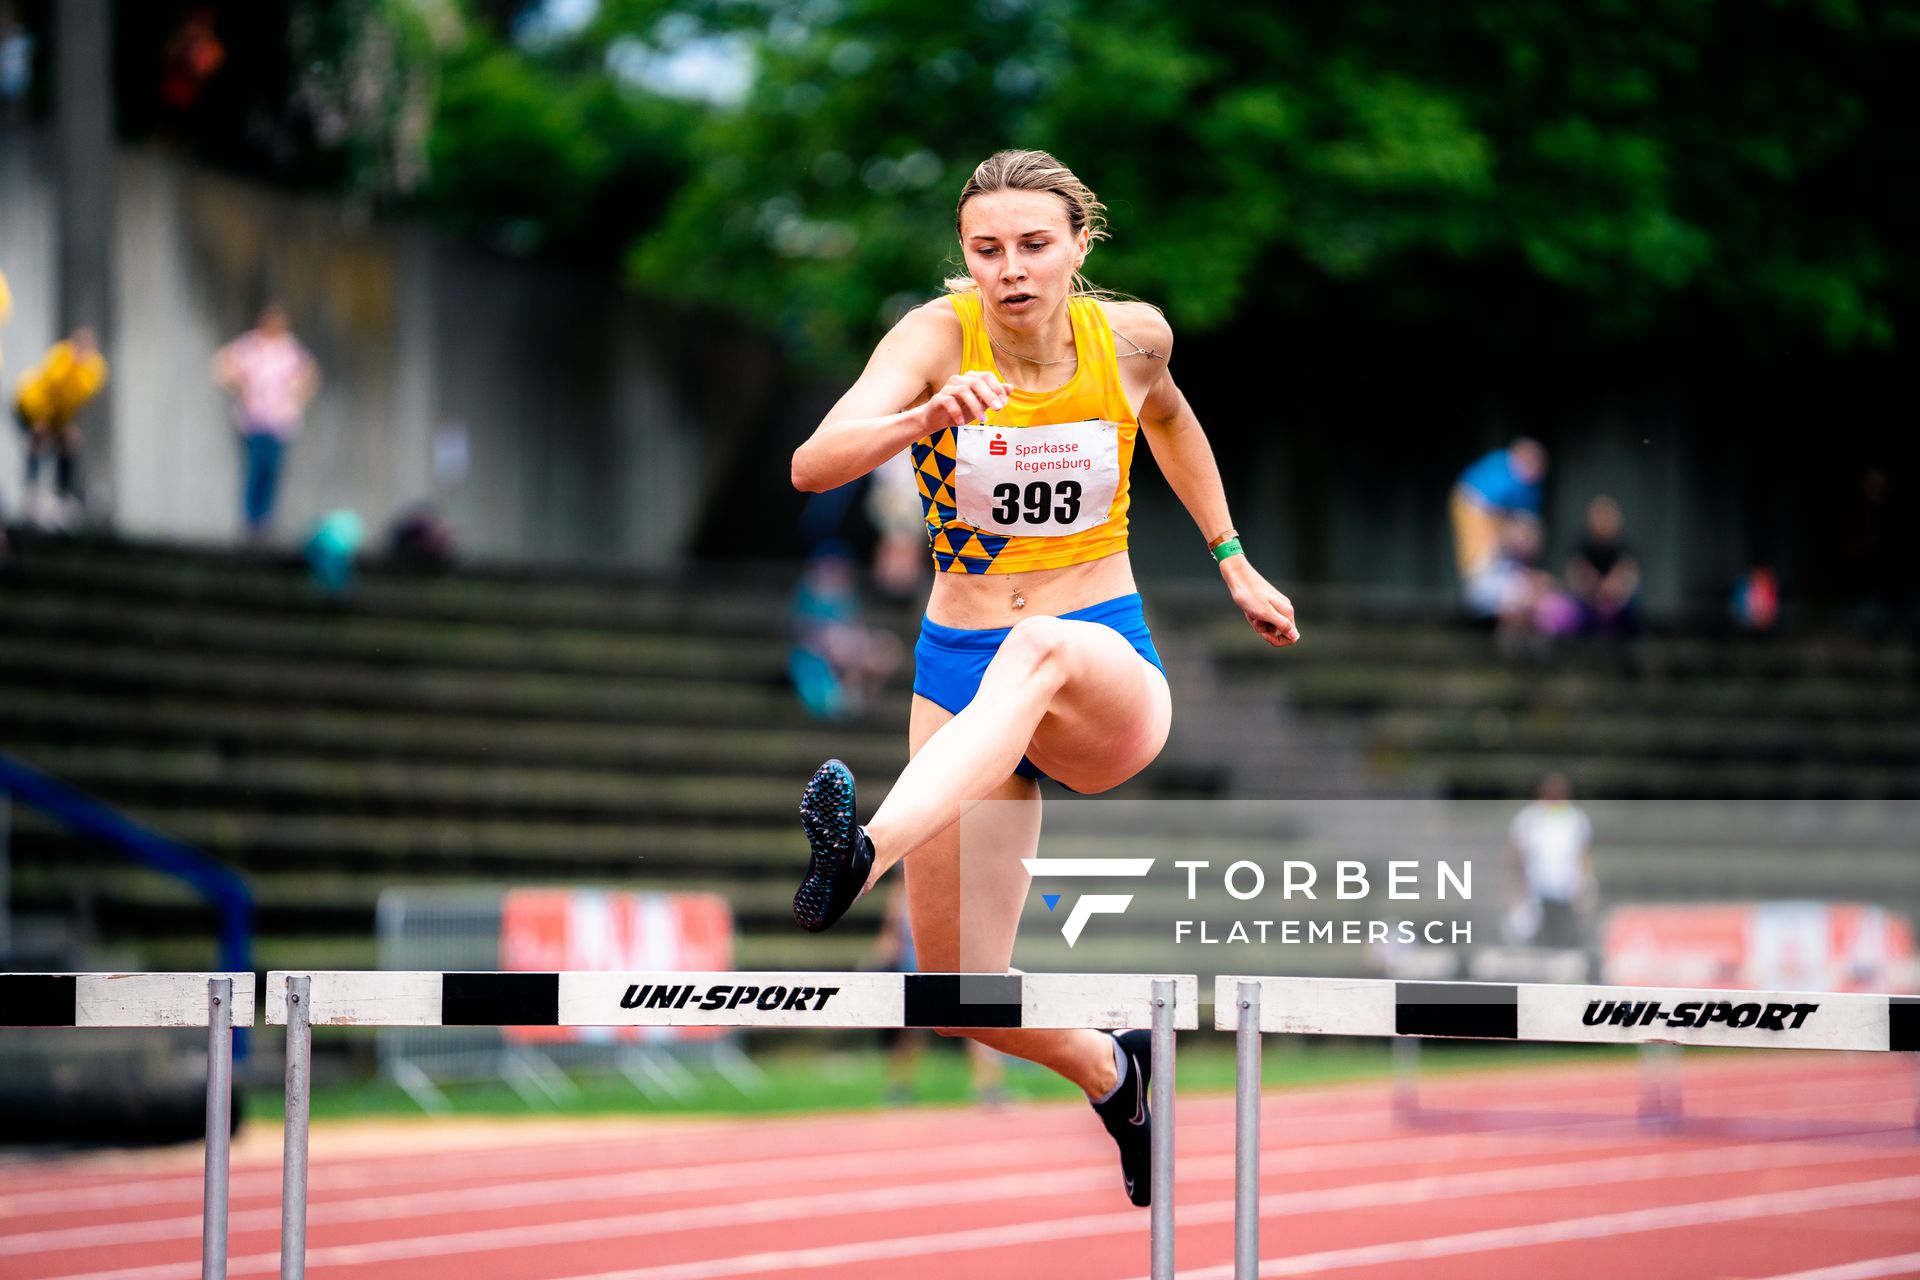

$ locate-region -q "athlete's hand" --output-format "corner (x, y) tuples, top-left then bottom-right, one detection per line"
(1222, 557), (1299, 647)
(917, 371), (1010, 430)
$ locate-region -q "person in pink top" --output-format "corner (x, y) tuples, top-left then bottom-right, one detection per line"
(213, 303), (320, 541)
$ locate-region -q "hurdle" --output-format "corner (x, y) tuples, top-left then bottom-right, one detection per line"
(1216, 974), (1920, 1280)
(0, 971), (257, 1279)
(269, 969), (1198, 1279)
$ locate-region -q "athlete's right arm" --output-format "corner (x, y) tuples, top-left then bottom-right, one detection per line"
(791, 303), (1007, 492)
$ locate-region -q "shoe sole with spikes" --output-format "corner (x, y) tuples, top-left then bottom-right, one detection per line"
(793, 758), (874, 933)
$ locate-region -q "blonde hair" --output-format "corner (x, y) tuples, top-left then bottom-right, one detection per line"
(944, 149), (1110, 296)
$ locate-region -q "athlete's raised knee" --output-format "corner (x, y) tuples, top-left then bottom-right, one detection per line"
(995, 615), (1074, 672)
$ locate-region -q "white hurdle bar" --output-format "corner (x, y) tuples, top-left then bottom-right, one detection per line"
(0, 972), (257, 1280)
(269, 970), (1199, 1280)
(1216, 975), (1920, 1280)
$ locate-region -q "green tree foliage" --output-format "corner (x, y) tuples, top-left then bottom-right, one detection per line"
(105, 1), (698, 255)
(109, 0), (448, 197)
(619, 0), (1917, 365)
(424, 37), (702, 257)
(115, 2), (1917, 364)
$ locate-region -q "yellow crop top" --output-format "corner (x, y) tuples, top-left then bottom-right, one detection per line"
(910, 291), (1139, 574)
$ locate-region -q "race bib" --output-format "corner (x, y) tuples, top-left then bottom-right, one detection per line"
(952, 420), (1120, 536)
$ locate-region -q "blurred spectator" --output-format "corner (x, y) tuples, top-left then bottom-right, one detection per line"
(867, 449), (930, 600)
(305, 509), (364, 596)
(0, 7), (30, 123)
(788, 539), (905, 721)
(864, 870), (1007, 1108)
(1505, 773), (1596, 952)
(1462, 514), (1578, 655)
(1450, 437), (1548, 601)
(0, 265), (8, 556)
(387, 507), (457, 570)
(1732, 565), (1781, 632)
(1566, 495), (1642, 640)
(12, 328), (108, 529)
(1839, 466), (1912, 634)
(159, 7), (224, 120)
(432, 420), (471, 488)
(214, 304), (321, 542)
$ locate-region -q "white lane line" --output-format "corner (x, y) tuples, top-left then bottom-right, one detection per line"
(1157, 1175), (1920, 1280)
(1752, 1251), (1920, 1280)
(9, 1047), (1899, 1207)
(36, 1138), (1920, 1278)
(0, 1112), (1125, 1219)
(486, 1173), (1920, 1280)
(7, 1062), (1907, 1219)
(0, 1109), (1097, 1214)
(0, 1052), (1727, 1204)
(0, 1099), (1393, 1221)
(0, 1126), (1632, 1255)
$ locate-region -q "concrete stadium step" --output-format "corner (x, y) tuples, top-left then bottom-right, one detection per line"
(1545, 800), (1917, 847)
(9, 811), (811, 875)
(1203, 618), (1917, 682)
(1251, 664), (1920, 721)
(33, 867), (860, 919)
(1365, 708), (1920, 765)
(124, 928), (1366, 978)
(4, 864), (888, 940)
(4, 589), (798, 681)
(1596, 845), (1919, 899)
(8, 540), (823, 635)
(105, 931), (878, 977)
(0, 636), (912, 730)
(0, 690), (904, 778)
(1376, 749), (1920, 799)
(8, 808), (1209, 880)
(4, 746), (869, 826)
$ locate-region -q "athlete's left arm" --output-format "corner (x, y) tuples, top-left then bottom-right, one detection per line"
(1137, 335), (1300, 649)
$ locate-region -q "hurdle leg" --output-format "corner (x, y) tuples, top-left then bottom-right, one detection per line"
(1234, 980), (1261, 1280)
(281, 975), (312, 1280)
(203, 977), (233, 1280)
(1392, 1036), (1420, 1119)
(1639, 1043), (1682, 1127)
(1150, 977), (1176, 1280)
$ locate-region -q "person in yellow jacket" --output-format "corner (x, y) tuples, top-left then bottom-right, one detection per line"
(13, 327), (108, 526)
(0, 269), (10, 554)
(0, 269), (13, 373)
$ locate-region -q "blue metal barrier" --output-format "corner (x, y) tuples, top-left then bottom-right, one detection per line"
(0, 752), (255, 1056)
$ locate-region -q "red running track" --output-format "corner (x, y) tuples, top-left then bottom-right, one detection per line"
(1, 1052), (1916, 1280)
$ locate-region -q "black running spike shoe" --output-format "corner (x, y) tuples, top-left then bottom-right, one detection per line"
(793, 758), (876, 933)
(1091, 1028), (1153, 1207)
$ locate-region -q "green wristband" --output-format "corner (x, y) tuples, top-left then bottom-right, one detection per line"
(1211, 536), (1244, 563)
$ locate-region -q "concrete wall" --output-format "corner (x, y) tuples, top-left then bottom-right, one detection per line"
(0, 130), (775, 565)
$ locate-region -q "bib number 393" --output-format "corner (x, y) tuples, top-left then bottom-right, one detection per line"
(953, 420), (1121, 537)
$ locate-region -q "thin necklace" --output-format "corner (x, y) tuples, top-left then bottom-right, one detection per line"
(988, 329), (1165, 364)
(987, 332), (1077, 367)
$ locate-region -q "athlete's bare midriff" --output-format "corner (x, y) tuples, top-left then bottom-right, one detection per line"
(924, 550), (1139, 627)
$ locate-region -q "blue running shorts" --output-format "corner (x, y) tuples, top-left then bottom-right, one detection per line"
(911, 592), (1165, 783)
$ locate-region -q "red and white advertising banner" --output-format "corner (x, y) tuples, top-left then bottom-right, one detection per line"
(1603, 901), (1917, 993)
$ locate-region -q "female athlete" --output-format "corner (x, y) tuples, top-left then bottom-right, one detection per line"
(789, 149), (1298, 1205)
